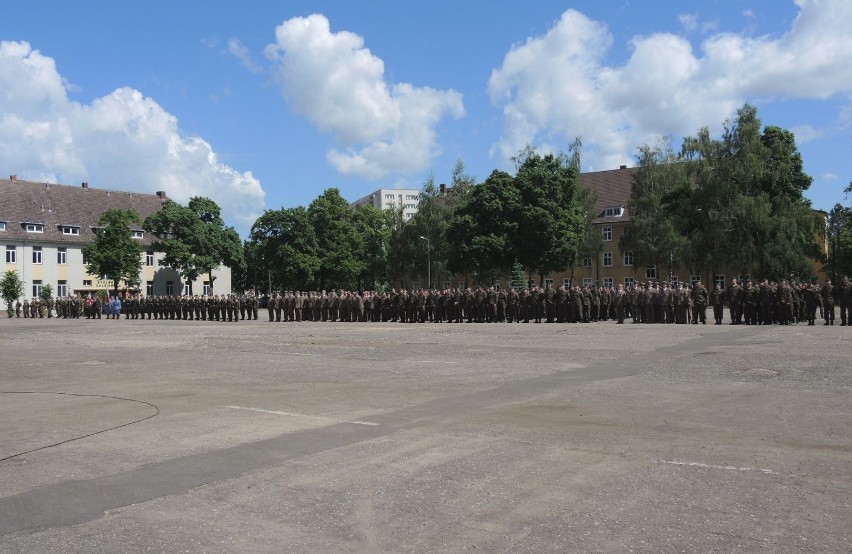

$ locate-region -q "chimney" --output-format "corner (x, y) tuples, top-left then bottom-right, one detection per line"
(156, 191), (167, 199)
(439, 183), (446, 194)
(620, 165), (627, 170)
(82, 182), (89, 189)
(9, 174), (16, 182)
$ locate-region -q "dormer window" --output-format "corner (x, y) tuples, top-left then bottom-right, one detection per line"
(61, 226), (80, 235)
(25, 223), (44, 233)
(604, 207), (624, 218)
(131, 230), (144, 239)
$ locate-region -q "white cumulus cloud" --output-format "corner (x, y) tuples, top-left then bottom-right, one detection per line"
(265, 14), (464, 180)
(488, 0), (852, 171)
(0, 41), (265, 231)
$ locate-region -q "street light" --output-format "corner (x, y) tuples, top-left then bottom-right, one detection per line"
(419, 236), (431, 290)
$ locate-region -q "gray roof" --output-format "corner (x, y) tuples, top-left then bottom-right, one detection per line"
(0, 177), (167, 246)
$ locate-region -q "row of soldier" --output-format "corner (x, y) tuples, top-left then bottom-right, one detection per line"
(6, 276), (851, 326)
(9, 294), (261, 322)
(260, 277), (852, 326)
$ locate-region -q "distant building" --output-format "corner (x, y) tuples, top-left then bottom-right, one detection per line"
(1, 175), (231, 301)
(351, 188), (420, 221)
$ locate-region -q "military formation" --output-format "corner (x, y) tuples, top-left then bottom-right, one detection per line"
(6, 276), (852, 326)
(9, 293), (259, 322)
(258, 276), (852, 326)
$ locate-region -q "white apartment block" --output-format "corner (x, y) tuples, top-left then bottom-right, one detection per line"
(1, 176), (231, 302)
(351, 188), (420, 220)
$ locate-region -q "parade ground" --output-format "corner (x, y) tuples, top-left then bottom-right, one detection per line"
(1, 318), (850, 552)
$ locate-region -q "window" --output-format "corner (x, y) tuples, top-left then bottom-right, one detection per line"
(25, 223), (44, 233)
(691, 275), (701, 285)
(183, 282), (192, 296)
(714, 275), (726, 290)
(563, 278), (571, 287)
(602, 227), (612, 241)
(443, 281), (451, 290)
(83, 279), (92, 287)
(32, 280), (42, 298)
(669, 276), (679, 286)
(604, 207), (624, 217)
(384, 194), (395, 200)
(147, 281), (154, 296)
(457, 282), (465, 291)
(645, 266), (657, 280)
(131, 230), (144, 239)
(385, 202), (395, 209)
(404, 204), (416, 210)
(623, 251), (634, 266)
(203, 281), (211, 296)
(406, 194), (418, 200)
(582, 257), (591, 267)
(603, 277), (613, 288)
(166, 281), (174, 296)
(5, 245), (15, 264)
(603, 252), (613, 267)
(412, 281), (421, 291)
(82, 252), (89, 265)
(624, 277), (635, 287)
(57, 280), (67, 297)
(62, 226), (79, 235)
(739, 274), (750, 283)
(146, 251), (154, 266)
(544, 279), (554, 288)
(57, 247), (67, 265)
(582, 278), (593, 287)
(0, 222), (6, 231)
(32, 247), (42, 264)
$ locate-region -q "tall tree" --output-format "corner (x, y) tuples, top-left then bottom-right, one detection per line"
(621, 137), (691, 279)
(447, 169), (521, 285)
(682, 104), (819, 279)
(144, 197), (243, 293)
(512, 148), (585, 284)
(249, 207), (320, 293)
(308, 188), (359, 291)
(350, 204), (391, 291)
(82, 208), (143, 295)
(827, 200), (852, 282)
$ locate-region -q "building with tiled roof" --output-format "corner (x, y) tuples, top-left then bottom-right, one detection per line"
(1, 175), (231, 302)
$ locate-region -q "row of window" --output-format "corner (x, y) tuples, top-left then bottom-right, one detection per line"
(383, 194), (419, 201)
(26, 280), (213, 298)
(5, 247), (157, 266)
(6, 223), (144, 238)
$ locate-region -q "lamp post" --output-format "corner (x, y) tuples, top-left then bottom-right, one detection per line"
(419, 236), (431, 290)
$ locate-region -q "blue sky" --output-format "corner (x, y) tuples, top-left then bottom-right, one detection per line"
(2, 1), (851, 235)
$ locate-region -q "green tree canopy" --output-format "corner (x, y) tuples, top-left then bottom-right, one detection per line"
(249, 206), (320, 292)
(1, 270), (25, 311)
(82, 208), (143, 294)
(144, 197), (243, 293)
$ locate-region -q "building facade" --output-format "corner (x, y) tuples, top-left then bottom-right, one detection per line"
(1, 176), (231, 303)
(351, 188), (420, 221)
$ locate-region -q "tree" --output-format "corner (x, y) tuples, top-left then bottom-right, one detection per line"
(512, 147), (585, 284)
(249, 207), (320, 293)
(40, 283), (53, 303)
(308, 188), (360, 291)
(447, 169), (520, 284)
(82, 208), (143, 295)
(350, 204), (391, 291)
(681, 104), (820, 280)
(144, 197), (243, 294)
(1, 270), (25, 316)
(621, 137), (691, 280)
(827, 201), (852, 282)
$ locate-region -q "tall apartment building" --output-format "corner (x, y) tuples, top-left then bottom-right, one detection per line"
(351, 188), (420, 221)
(1, 176), (231, 302)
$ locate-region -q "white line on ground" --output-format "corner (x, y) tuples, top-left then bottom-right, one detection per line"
(659, 460), (777, 475)
(223, 405), (380, 426)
